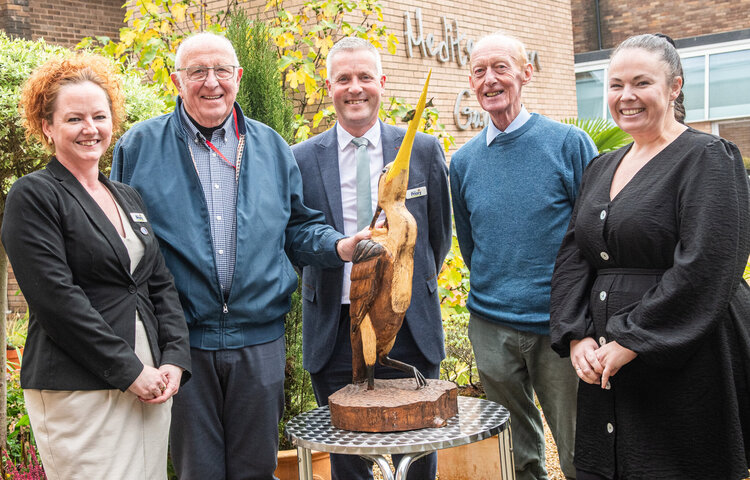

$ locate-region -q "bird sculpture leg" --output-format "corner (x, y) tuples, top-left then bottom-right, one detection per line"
(360, 315), (378, 390)
(380, 356), (428, 389)
(368, 206), (383, 229)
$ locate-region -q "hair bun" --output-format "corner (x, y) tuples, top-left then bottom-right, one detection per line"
(653, 33), (676, 47)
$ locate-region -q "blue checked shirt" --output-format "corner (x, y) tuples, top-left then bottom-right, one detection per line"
(180, 105), (239, 298)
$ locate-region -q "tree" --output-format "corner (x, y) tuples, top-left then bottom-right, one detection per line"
(226, 10), (295, 143)
(0, 32), (166, 453)
(78, 0), (455, 147)
(78, 0), (247, 107)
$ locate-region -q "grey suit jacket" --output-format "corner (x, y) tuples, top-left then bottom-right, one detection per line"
(292, 121), (452, 374)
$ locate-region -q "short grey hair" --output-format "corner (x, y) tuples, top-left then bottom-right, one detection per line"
(471, 32), (529, 69)
(326, 37), (382, 77)
(174, 32), (239, 70)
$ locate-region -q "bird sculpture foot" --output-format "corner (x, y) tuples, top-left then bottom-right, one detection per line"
(412, 367), (428, 389)
(382, 356), (429, 390)
(366, 365), (375, 391)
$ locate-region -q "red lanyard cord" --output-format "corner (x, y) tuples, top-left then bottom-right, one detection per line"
(204, 109), (240, 169)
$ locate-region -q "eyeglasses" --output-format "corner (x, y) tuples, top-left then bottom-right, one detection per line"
(176, 65), (238, 82)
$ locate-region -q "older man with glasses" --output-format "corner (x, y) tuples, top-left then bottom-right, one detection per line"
(112, 32), (366, 480)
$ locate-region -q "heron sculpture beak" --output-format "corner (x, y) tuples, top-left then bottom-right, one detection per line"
(384, 70), (432, 185)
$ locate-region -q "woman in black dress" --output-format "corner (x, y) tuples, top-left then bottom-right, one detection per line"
(550, 34), (750, 479)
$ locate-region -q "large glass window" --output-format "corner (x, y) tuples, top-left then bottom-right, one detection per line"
(709, 49), (750, 119)
(576, 70), (605, 119)
(575, 44), (750, 123)
(682, 56), (705, 122)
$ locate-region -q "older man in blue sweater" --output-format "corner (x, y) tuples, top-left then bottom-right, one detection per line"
(450, 33), (597, 480)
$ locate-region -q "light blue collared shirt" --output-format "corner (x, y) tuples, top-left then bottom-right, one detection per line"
(486, 105), (531, 145)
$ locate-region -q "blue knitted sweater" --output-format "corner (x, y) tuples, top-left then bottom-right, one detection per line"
(450, 113), (597, 334)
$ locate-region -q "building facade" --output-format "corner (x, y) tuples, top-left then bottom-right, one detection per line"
(0, 0), (122, 47)
(1, 0), (582, 311)
(571, 0), (750, 158)
(2, 0), (583, 154)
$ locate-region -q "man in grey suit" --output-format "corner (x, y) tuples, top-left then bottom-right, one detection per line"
(292, 37), (452, 480)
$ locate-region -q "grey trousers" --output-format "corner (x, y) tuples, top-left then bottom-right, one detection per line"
(469, 315), (577, 480)
(170, 337), (285, 480)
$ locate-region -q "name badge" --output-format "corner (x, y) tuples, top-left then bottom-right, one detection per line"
(406, 187), (427, 199)
(130, 213), (148, 222)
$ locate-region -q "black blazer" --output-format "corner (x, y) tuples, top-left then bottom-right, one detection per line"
(2, 158), (191, 391)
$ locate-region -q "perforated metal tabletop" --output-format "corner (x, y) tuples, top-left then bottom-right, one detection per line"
(285, 396), (515, 480)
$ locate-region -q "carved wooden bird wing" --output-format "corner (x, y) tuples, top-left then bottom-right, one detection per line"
(349, 240), (387, 333)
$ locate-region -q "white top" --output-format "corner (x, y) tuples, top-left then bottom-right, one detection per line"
(336, 121), (383, 304)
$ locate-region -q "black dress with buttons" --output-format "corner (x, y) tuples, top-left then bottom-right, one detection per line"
(550, 128), (750, 479)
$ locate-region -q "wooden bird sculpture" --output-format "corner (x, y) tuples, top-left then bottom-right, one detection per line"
(349, 71), (432, 391)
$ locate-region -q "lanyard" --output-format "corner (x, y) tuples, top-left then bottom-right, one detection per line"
(204, 109), (240, 169)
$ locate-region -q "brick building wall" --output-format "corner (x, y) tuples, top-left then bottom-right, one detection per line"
(166, 0), (580, 155)
(720, 120), (750, 163)
(1, 0), (121, 47)
(29, 0), (122, 47)
(6, 267), (24, 313)
(2, 0), (581, 312)
(572, 0), (750, 53)
(0, 0), (31, 39)
(378, 0), (579, 151)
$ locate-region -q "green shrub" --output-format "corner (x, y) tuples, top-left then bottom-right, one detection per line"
(0, 32), (167, 476)
(2, 370), (40, 478)
(0, 32), (167, 183)
(561, 117), (632, 154)
(438, 236), (479, 389)
(226, 11), (295, 144)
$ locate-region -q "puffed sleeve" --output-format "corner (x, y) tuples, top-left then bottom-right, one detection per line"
(550, 164), (598, 357)
(607, 139), (750, 368)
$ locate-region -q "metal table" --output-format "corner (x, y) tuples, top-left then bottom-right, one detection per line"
(285, 396), (515, 480)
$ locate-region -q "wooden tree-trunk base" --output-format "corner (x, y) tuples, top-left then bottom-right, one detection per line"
(329, 379), (458, 432)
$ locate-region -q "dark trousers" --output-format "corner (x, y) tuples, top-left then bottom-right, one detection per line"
(310, 305), (440, 480)
(170, 338), (285, 480)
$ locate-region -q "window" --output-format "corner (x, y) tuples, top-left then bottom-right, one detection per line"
(682, 56), (705, 122)
(575, 41), (750, 123)
(708, 49), (750, 119)
(575, 70), (605, 119)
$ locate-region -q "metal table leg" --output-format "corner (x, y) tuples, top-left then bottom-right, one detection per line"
(394, 452), (429, 480)
(499, 423), (516, 480)
(361, 455), (394, 480)
(297, 446), (313, 480)
(360, 451), (430, 480)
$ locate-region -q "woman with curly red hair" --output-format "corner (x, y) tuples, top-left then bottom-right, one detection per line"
(2, 53), (191, 479)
